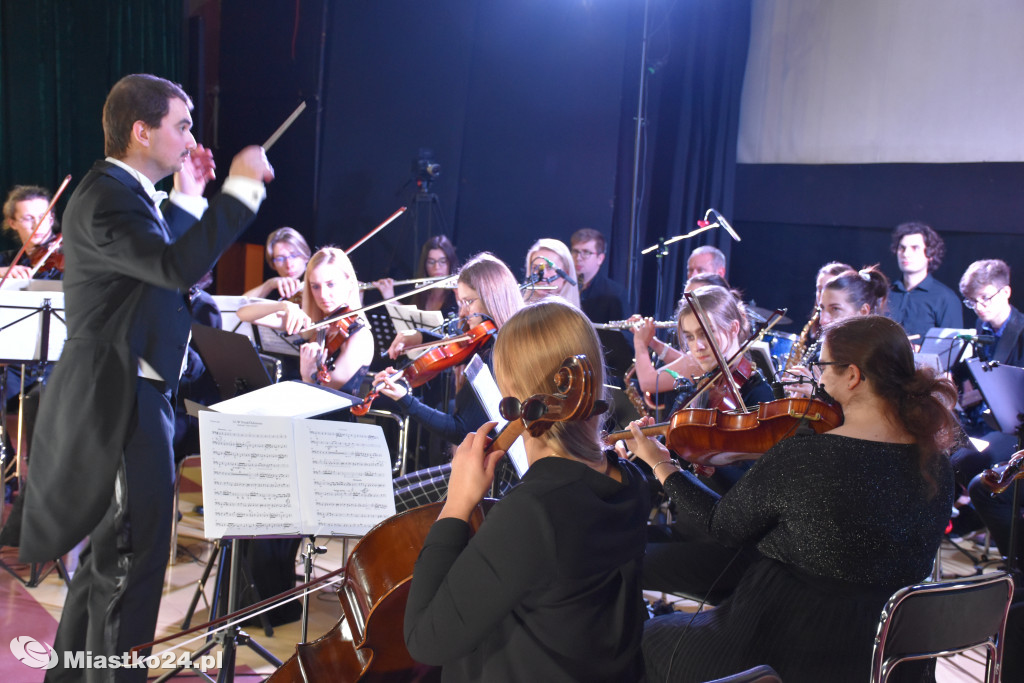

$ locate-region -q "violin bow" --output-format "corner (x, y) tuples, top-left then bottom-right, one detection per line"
(25, 234), (63, 279)
(302, 274), (458, 334)
(680, 306), (787, 410)
(684, 290), (750, 413)
(0, 174), (71, 289)
(344, 206), (408, 255)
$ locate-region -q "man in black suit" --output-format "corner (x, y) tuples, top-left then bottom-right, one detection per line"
(19, 74), (273, 681)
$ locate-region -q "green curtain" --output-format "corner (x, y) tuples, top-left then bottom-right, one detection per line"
(0, 0), (183, 249)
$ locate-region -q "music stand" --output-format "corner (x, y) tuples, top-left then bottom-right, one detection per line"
(966, 358), (1024, 581)
(189, 323), (272, 398)
(918, 327), (975, 373)
(0, 288), (70, 587)
(365, 310), (398, 372)
(965, 359), (1024, 436)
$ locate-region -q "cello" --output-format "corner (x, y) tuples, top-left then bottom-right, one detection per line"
(268, 354), (604, 682)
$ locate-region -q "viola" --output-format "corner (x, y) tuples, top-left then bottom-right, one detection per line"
(315, 305), (365, 385)
(268, 354), (605, 682)
(351, 319), (497, 416)
(979, 450), (1024, 496)
(605, 397), (843, 466)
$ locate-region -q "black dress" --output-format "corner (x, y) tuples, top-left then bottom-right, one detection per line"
(643, 433), (954, 683)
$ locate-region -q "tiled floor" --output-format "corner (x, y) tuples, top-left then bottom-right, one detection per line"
(0, 500), (1003, 682)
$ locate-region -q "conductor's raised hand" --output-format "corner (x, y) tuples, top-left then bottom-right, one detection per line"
(439, 421), (504, 522)
(229, 145), (275, 183)
(174, 144), (216, 196)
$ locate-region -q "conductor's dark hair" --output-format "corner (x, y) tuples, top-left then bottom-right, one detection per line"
(103, 74), (192, 158)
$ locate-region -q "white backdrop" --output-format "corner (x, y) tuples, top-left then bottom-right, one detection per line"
(738, 0), (1024, 164)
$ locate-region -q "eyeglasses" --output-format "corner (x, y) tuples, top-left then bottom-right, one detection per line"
(963, 287), (1006, 311)
(271, 253), (305, 266)
(571, 248), (599, 260)
(457, 296), (478, 309)
(425, 258), (448, 268)
(807, 360), (847, 376)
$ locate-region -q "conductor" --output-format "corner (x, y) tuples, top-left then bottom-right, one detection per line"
(19, 74), (274, 681)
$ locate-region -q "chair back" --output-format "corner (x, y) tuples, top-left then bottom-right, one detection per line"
(870, 572), (1014, 683)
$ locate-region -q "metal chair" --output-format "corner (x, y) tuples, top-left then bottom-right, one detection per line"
(870, 571), (1014, 682)
(705, 665), (782, 683)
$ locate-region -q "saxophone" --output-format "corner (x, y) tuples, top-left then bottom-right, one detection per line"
(784, 306), (820, 372)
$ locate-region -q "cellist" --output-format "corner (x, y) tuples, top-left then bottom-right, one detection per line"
(404, 298), (650, 682)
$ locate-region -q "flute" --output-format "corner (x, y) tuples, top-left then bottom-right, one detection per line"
(593, 319), (675, 330)
(357, 276), (452, 291)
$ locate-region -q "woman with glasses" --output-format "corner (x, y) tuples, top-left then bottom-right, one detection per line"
(374, 253), (525, 508)
(522, 238), (580, 307)
(371, 235), (460, 315)
(243, 226), (311, 300)
(628, 315), (958, 682)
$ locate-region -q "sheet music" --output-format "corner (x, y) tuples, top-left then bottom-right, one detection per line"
(386, 302), (445, 359)
(294, 420), (397, 535)
(199, 412), (396, 539)
(213, 294), (300, 356)
(0, 289), (68, 362)
(209, 380), (353, 418)
(200, 412), (304, 538)
(465, 355), (530, 477)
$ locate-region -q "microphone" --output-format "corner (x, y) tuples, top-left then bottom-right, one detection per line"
(954, 333), (996, 345)
(542, 257), (577, 286)
(708, 208), (741, 242)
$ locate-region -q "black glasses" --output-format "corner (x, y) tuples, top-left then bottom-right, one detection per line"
(807, 360), (847, 376)
(963, 287), (1006, 311)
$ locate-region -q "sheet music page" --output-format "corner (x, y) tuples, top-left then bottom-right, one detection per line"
(210, 380), (353, 418)
(386, 303), (446, 358)
(0, 290), (67, 362)
(199, 412), (303, 538)
(465, 355), (530, 477)
(293, 420), (397, 536)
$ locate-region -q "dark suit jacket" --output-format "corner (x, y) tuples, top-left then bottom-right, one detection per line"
(20, 160), (255, 562)
(979, 305), (1024, 368)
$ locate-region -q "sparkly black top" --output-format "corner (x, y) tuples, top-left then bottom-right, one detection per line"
(663, 433), (954, 587)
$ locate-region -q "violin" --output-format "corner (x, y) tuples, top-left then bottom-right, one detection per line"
(605, 397), (843, 466)
(315, 305), (365, 385)
(268, 354), (604, 682)
(704, 355), (756, 411)
(351, 319), (497, 416)
(27, 235), (65, 277)
(979, 450), (1024, 496)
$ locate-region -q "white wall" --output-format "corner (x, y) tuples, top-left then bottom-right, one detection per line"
(738, 0), (1024, 163)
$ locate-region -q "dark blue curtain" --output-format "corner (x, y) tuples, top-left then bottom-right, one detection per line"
(611, 0), (751, 319)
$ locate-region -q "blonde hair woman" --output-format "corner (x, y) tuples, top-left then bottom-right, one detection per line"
(405, 298), (649, 681)
(237, 246), (373, 393)
(523, 238), (580, 307)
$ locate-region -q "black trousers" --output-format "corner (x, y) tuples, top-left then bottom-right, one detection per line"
(47, 378), (175, 683)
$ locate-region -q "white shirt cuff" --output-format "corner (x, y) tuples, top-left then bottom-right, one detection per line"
(168, 190), (208, 220)
(221, 175), (267, 213)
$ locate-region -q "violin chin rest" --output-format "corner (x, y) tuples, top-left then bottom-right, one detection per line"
(589, 400), (609, 418)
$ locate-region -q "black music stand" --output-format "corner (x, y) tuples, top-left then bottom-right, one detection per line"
(366, 310), (397, 372)
(189, 323), (273, 398)
(966, 358), (1024, 581)
(0, 290), (70, 587)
